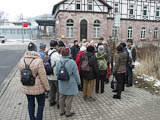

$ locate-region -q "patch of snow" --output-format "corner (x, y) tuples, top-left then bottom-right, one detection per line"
(154, 81), (160, 87)
(135, 61), (141, 66)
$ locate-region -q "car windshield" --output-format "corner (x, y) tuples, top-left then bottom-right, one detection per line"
(0, 36), (5, 38)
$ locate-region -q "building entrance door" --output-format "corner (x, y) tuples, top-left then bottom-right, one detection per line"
(80, 19), (87, 41)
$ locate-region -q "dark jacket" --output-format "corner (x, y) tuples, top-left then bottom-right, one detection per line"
(71, 45), (80, 60)
(81, 52), (98, 80)
(113, 51), (127, 73)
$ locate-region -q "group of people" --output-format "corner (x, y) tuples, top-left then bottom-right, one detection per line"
(18, 36), (136, 120)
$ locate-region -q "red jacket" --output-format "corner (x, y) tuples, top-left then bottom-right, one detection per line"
(75, 51), (85, 73)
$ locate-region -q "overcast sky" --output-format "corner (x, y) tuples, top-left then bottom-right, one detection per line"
(0, 0), (59, 20)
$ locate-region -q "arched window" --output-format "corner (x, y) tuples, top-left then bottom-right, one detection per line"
(154, 28), (158, 40)
(93, 20), (100, 38)
(128, 26), (133, 39)
(141, 27), (146, 39)
(66, 19), (74, 38)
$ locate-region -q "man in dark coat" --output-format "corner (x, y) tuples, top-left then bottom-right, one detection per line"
(126, 39), (136, 87)
(71, 40), (80, 60)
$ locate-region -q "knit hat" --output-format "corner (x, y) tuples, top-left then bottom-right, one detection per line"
(39, 43), (46, 49)
(126, 39), (133, 44)
(87, 45), (95, 52)
(50, 40), (58, 47)
(116, 45), (124, 52)
(80, 46), (86, 51)
(74, 40), (78, 43)
(120, 42), (126, 48)
(28, 42), (37, 51)
(99, 37), (104, 40)
(60, 48), (71, 56)
(98, 45), (105, 55)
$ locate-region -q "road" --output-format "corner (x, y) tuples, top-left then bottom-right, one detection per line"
(0, 49), (25, 85)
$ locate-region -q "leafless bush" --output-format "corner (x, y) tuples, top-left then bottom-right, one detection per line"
(135, 44), (160, 80)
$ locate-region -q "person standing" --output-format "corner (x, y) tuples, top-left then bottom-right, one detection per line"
(38, 43), (47, 62)
(81, 45), (98, 101)
(75, 46), (87, 91)
(113, 45), (127, 99)
(47, 40), (61, 106)
(19, 42), (50, 120)
(126, 39), (136, 87)
(95, 45), (109, 94)
(71, 40), (80, 60)
(56, 48), (81, 117)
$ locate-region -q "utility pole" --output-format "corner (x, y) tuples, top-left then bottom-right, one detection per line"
(20, 14), (24, 43)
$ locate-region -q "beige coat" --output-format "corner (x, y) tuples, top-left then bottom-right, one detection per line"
(19, 51), (50, 95)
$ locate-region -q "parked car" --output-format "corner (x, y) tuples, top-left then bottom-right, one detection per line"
(0, 36), (7, 43)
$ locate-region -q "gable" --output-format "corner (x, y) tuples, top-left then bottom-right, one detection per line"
(52, 0), (112, 15)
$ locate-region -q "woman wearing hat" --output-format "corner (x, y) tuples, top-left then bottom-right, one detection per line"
(19, 42), (50, 120)
(56, 48), (81, 117)
(113, 45), (127, 99)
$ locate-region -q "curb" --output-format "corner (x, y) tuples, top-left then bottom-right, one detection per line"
(0, 64), (19, 98)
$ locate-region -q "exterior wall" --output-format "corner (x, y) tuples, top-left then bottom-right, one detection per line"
(107, 18), (160, 43)
(106, 0), (160, 21)
(55, 11), (108, 42)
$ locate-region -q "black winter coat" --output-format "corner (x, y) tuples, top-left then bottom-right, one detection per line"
(81, 52), (98, 80)
(71, 45), (80, 60)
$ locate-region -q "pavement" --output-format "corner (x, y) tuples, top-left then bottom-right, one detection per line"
(0, 67), (160, 120)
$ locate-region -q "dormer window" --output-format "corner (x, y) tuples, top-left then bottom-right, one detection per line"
(114, 3), (119, 13)
(76, 0), (81, 10)
(88, 0), (93, 11)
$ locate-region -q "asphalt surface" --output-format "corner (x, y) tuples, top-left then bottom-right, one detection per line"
(0, 50), (25, 85)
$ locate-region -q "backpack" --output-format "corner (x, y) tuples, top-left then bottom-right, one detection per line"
(57, 60), (70, 81)
(21, 58), (36, 86)
(44, 51), (56, 75)
(95, 53), (108, 71)
(80, 55), (90, 72)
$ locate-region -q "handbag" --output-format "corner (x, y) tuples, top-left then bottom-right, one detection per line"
(110, 76), (117, 90)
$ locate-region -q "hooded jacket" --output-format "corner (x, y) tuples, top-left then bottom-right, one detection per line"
(75, 51), (85, 73)
(19, 51), (50, 95)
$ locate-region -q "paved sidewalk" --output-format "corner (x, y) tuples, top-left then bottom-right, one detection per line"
(0, 69), (160, 120)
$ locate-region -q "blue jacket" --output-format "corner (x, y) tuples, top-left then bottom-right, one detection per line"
(38, 50), (46, 61)
(56, 56), (81, 95)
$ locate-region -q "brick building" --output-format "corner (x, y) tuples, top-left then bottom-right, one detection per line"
(52, 0), (160, 43)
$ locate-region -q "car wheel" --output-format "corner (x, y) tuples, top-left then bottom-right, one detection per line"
(2, 40), (5, 43)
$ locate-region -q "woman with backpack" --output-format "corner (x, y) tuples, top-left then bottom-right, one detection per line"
(94, 45), (109, 94)
(56, 48), (81, 117)
(19, 42), (50, 120)
(81, 45), (98, 102)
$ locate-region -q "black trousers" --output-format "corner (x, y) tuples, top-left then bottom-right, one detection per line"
(115, 73), (126, 97)
(96, 76), (105, 93)
(126, 66), (133, 86)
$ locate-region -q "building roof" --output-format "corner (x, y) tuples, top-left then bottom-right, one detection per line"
(52, 0), (112, 15)
(35, 20), (55, 26)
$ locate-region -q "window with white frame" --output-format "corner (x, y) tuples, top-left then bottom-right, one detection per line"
(112, 26), (118, 39)
(143, 6), (148, 16)
(93, 20), (100, 38)
(156, 7), (160, 17)
(128, 26), (133, 39)
(141, 27), (146, 39)
(76, 0), (81, 10)
(66, 19), (74, 38)
(114, 3), (119, 13)
(129, 5), (134, 15)
(154, 28), (158, 40)
(88, 0), (93, 11)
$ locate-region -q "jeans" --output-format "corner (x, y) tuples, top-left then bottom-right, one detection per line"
(26, 93), (45, 120)
(115, 73), (125, 97)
